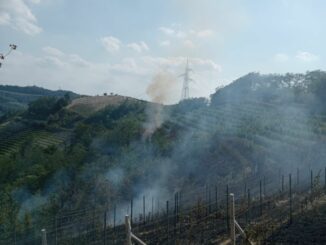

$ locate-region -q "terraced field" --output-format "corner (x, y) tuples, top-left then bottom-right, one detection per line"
(0, 128), (33, 156)
(0, 127), (71, 156)
(33, 130), (71, 149)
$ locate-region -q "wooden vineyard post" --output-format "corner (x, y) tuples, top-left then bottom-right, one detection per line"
(13, 224), (16, 245)
(177, 192), (179, 222)
(229, 194), (254, 245)
(174, 193), (177, 236)
(278, 168), (281, 190)
(260, 180), (263, 216)
(174, 194), (176, 226)
(93, 207), (96, 242)
(244, 182), (247, 200)
(311, 170), (313, 192)
(178, 191), (181, 237)
(166, 200), (169, 244)
(125, 215), (132, 245)
(325, 167), (326, 193)
(151, 197), (154, 222)
(215, 185), (218, 229)
(197, 197), (200, 219)
(143, 196), (146, 224)
(206, 185), (208, 216)
(176, 192), (179, 238)
(104, 211), (107, 245)
(289, 174), (292, 224)
(229, 194), (236, 245)
(176, 193), (179, 223)
(209, 186), (212, 214)
(263, 176), (266, 197)
(113, 204), (116, 232)
(179, 191), (182, 212)
(41, 229), (47, 245)
(215, 185), (218, 213)
(226, 185), (229, 231)
(55, 214), (58, 245)
(247, 189), (251, 224)
(130, 198), (133, 225)
(125, 215), (147, 245)
(297, 168), (300, 189)
(157, 199), (160, 217)
(179, 191), (182, 214)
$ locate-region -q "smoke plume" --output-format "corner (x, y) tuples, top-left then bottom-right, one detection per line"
(146, 71), (177, 104)
(143, 71), (177, 138)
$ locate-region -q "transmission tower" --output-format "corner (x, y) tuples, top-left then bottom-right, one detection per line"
(180, 58), (193, 101)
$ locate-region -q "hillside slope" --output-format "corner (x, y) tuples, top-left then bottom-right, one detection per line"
(0, 85), (79, 117)
(1, 71), (326, 243)
(66, 95), (139, 116)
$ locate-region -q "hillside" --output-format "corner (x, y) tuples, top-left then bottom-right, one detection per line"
(66, 95), (140, 117)
(0, 71), (326, 244)
(211, 71), (326, 112)
(0, 85), (79, 118)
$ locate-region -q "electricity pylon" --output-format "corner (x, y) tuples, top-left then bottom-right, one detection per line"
(180, 58), (193, 101)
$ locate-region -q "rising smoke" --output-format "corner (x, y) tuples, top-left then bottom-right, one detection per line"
(143, 71), (177, 138)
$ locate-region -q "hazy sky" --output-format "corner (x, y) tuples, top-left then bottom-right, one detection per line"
(0, 0), (325, 103)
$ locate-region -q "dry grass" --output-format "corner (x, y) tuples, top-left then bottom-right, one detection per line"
(66, 95), (136, 116)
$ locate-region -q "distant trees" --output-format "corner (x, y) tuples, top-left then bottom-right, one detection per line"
(307, 71), (326, 110)
(74, 123), (92, 146)
(105, 116), (142, 147)
(172, 97), (208, 114)
(26, 94), (70, 120)
(0, 85), (77, 97)
(210, 70), (326, 111)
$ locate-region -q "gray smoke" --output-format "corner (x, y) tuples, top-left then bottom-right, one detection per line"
(143, 71), (177, 138)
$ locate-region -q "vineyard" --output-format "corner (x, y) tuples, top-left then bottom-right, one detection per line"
(2, 98), (326, 244)
(3, 166), (326, 244)
(0, 127), (71, 156)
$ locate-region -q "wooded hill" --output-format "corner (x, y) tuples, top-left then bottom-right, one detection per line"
(0, 85), (79, 119)
(0, 70), (326, 243)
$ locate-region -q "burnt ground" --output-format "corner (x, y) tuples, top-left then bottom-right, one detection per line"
(264, 196), (326, 245)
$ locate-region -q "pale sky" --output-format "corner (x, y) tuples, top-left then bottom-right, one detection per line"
(0, 0), (325, 103)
